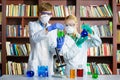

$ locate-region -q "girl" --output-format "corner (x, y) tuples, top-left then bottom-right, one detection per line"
(58, 15), (102, 77)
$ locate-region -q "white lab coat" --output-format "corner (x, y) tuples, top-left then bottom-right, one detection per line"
(27, 20), (57, 76)
(60, 27), (102, 77)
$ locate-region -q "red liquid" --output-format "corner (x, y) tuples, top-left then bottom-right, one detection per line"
(77, 69), (83, 77)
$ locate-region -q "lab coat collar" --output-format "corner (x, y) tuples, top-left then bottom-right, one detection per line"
(37, 20), (50, 29)
(39, 20), (44, 27)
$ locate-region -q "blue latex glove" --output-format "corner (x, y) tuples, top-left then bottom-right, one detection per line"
(47, 23), (64, 31)
(81, 24), (92, 34)
(57, 37), (64, 50)
(81, 29), (88, 37)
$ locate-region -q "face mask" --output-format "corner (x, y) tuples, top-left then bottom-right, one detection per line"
(40, 14), (51, 24)
(65, 26), (75, 34)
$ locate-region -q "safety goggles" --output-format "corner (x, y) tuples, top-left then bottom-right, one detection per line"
(65, 23), (76, 27)
(40, 11), (52, 15)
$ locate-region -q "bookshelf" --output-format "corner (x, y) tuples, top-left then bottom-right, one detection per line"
(1, 0), (117, 75)
(2, 0), (39, 75)
(78, 0), (117, 74)
(116, 0), (120, 74)
(0, 0), (2, 76)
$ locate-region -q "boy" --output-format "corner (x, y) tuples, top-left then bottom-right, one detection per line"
(27, 2), (64, 76)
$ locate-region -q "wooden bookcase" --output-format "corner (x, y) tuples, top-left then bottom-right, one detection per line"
(0, 0), (2, 76)
(1, 0), (39, 75)
(78, 0), (117, 74)
(1, 0), (117, 75)
(116, 0), (120, 72)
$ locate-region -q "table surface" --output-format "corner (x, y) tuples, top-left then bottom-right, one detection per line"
(0, 75), (120, 80)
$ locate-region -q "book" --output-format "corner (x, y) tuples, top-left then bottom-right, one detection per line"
(107, 4), (113, 16)
(0, 12), (2, 24)
(6, 61), (28, 75)
(6, 4), (38, 17)
(7, 61), (12, 75)
(118, 11), (120, 23)
(117, 50), (120, 62)
(17, 63), (22, 75)
(0, 50), (1, 63)
(96, 6), (104, 17)
(104, 4), (111, 17)
(117, 30), (120, 43)
(99, 5), (107, 17)
(6, 42), (11, 55)
(12, 44), (18, 56)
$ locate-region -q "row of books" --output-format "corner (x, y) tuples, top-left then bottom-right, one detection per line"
(89, 23), (113, 37)
(80, 4), (113, 17)
(6, 4), (38, 17)
(0, 69), (1, 76)
(6, 4), (75, 17)
(6, 42), (31, 56)
(6, 61), (28, 75)
(116, 0), (120, 4)
(0, 31), (2, 42)
(87, 62), (112, 75)
(6, 25), (29, 37)
(6, 3), (113, 18)
(117, 69), (120, 75)
(53, 5), (75, 17)
(0, 12), (2, 24)
(6, 22), (113, 37)
(117, 50), (120, 63)
(0, 50), (1, 63)
(87, 43), (113, 56)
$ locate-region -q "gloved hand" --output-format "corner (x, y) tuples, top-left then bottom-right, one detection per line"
(81, 29), (88, 37)
(47, 23), (64, 31)
(76, 36), (88, 48)
(57, 37), (64, 50)
(81, 24), (92, 34)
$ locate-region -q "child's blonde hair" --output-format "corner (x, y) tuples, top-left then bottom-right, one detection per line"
(39, 2), (53, 12)
(65, 15), (78, 23)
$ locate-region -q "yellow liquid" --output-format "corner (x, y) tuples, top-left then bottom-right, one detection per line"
(70, 69), (75, 78)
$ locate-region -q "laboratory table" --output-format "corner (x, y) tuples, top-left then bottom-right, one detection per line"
(0, 75), (120, 80)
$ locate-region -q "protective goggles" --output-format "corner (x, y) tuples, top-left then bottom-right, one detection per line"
(40, 11), (52, 15)
(65, 23), (76, 27)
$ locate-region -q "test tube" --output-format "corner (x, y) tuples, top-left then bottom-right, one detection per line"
(77, 69), (83, 77)
(57, 29), (64, 38)
(70, 69), (75, 78)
